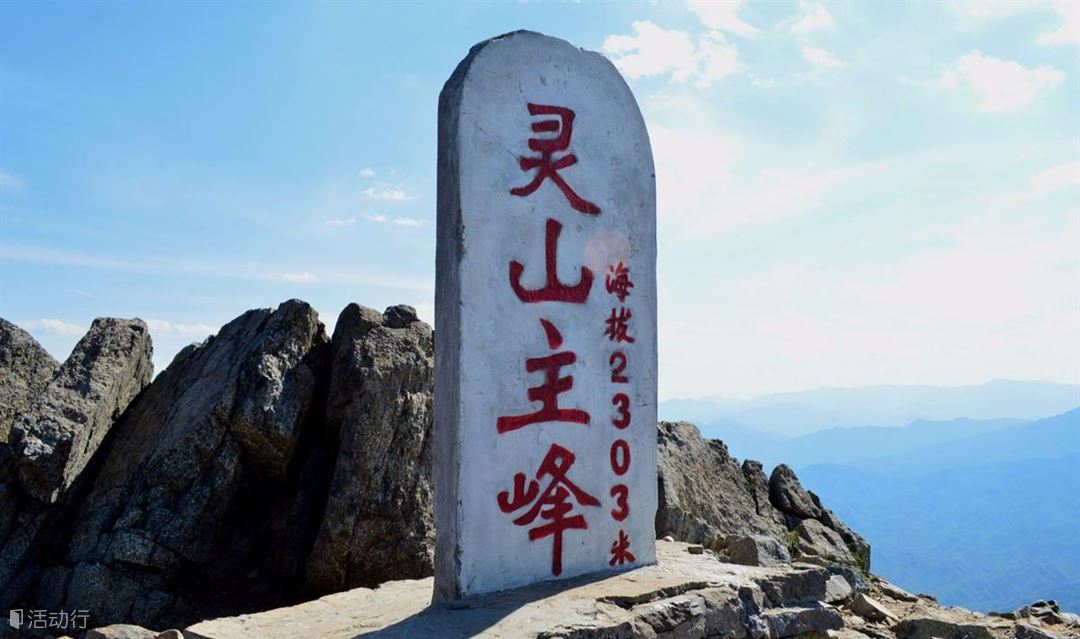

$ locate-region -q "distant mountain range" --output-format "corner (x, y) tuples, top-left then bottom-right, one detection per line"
(660, 380), (1080, 437)
(798, 409), (1080, 612)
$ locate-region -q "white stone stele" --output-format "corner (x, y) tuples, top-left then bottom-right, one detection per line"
(435, 31), (657, 600)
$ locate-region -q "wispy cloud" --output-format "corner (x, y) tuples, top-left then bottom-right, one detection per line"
(364, 213), (388, 223)
(363, 186), (415, 201)
(603, 21), (740, 87)
(802, 45), (847, 68)
(0, 171), (25, 190)
(324, 216), (357, 227)
(145, 319), (217, 336)
(23, 318), (85, 336)
(279, 272), (318, 283)
(0, 244), (433, 292)
(685, 0), (759, 38)
(393, 217), (423, 227)
(358, 167), (376, 178)
(1030, 161), (1080, 193)
(1038, 0), (1080, 45)
(941, 51), (1064, 113)
(789, 1), (835, 34)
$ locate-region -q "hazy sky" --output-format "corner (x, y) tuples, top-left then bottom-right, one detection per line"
(1, 1), (1078, 400)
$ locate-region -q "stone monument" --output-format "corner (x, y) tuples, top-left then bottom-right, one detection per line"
(435, 30), (657, 600)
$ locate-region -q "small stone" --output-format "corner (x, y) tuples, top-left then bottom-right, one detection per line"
(155, 631), (184, 639)
(687, 544), (704, 554)
(1017, 623), (1065, 639)
(86, 624), (158, 639)
(825, 575), (854, 604)
(849, 593), (896, 623)
(662, 535), (675, 542)
(382, 304), (419, 328)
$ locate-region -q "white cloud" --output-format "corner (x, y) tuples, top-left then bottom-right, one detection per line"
(0, 171), (25, 190)
(363, 186), (415, 201)
(802, 45), (847, 68)
(749, 74), (777, 88)
(24, 318), (85, 336)
(280, 272), (318, 283)
(145, 319), (217, 337)
(324, 216), (356, 227)
(603, 21), (741, 87)
(1038, 0), (1080, 45)
(944, 51), (1064, 113)
(358, 168), (376, 178)
(946, 0), (1040, 22)
(685, 0), (759, 37)
(789, 1), (835, 34)
(393, 217), (423, 227)
(1030, 161), (1080, 192)
(365, 213), (388, 223)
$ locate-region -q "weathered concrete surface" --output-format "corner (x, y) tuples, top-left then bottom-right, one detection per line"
(436, 30), (658, 599)
(0, 318), (58, 443)
(187, 541), (843, 639)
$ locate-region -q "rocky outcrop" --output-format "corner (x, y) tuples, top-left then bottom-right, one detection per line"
(0, 301), (442, 633)
(656, 421), (787, 545)
(48, 300), (328, 627)
(10, 318), (153, 504)
(304, 303), (434, 593)
(0, 317), (153, 618)
(656, 421), (870, 572)
(0, 319), (58, 443)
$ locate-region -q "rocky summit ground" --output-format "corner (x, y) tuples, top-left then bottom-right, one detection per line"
(1, 301), (1076, 639)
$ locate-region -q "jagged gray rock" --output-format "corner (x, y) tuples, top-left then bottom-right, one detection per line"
(894, 616), (995, 639)
(304, 303), (434, 594)
(0, 319), (58, 443)
(10, 318), (153, 504)
(46, 300), (328, 628)
(656, 421), (787, 545)
(728, 535), (792, 567)
(850, 592), (897, 622)
(769, 464), (822, 520)
(656, 421), (869, 573)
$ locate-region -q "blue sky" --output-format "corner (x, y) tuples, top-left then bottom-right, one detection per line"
(1, 1), (1077, 400)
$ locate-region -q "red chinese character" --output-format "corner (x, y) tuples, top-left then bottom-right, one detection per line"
(605, 262), (634, 303)
(498, 443), (601, 576)
(497, 319), (590, 434)
(604, 307), (635, 343)
(609, 529), (636, 567)
(509, 103), (601, 215)
(510, 218), (594, 304)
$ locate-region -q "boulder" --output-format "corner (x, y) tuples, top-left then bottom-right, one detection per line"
(825, 574), (854, 604)
(0, 318), (58, 442)
(769, 464), (822, 520)
(794, 518), (857, 565)
(1017, 624), (1066, 639)
(656, 422), (787, 544)
(761, 603), (844, 638)
(728, 535), (792, 567)
(894, 617), (995, 639)
(10, 318), (153, 503)
(47, 300), (328, 628)
(304, 303), (435, 593)
(849, 592), (896, 622)
(86, 624), (158, 639)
